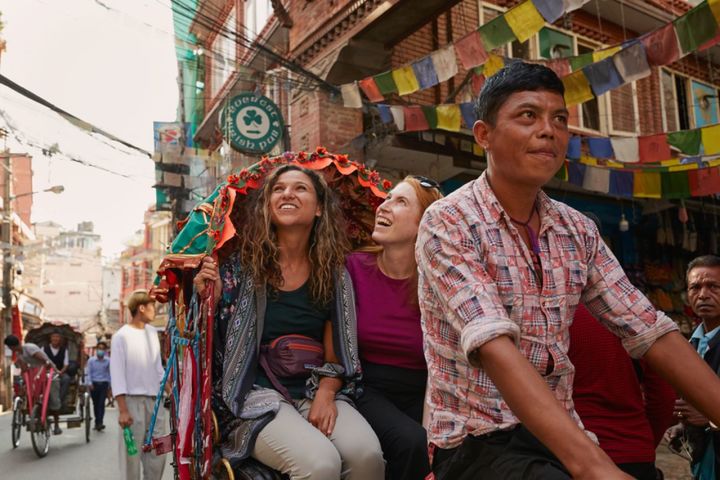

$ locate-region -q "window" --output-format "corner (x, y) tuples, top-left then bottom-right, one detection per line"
(210, 7), (237, 98)
(577, 44), (601, 131)
(691, 80), (719, 127)
(245, 0), (272, 42)
(661, 69), (678, 131)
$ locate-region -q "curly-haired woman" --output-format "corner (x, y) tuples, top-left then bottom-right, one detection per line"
(194, 165), (384, 479)
(347, 176), (443, 480)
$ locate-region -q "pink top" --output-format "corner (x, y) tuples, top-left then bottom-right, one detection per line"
(346, 252), (427, 371)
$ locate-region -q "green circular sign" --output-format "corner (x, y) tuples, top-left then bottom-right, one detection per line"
(220, 93), (284, 154)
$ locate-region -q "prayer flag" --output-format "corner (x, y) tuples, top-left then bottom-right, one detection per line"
(700, 30), (720, 51)
(562, 70), (594, 106)
(569, 52), (593, 72)
(689, 167), (720, 196)
(471, 73), (486, 96)
(668, 129), (701, 155)
(436, 105), (462, 132)
(702, 124), (720, 155)
(377, 104), (393, 124)
(460, 103), (477, 128)
(583, 58), (623, 97)
(612, 42), (651, 83)
(568, 162), (586, 186)
(455, 31), (489, 69)
(506, 1), (546, 43)
(412, 57), (439, 90)
(711, 0), (720, 23)
(341, 82), (363, 108)
(610, 137), (639, 163)
(532, 0), (564, 23)
(609, 170), (634, 197)
(373, 71), (398, 95)
(483, 54), (506, 78)
(583, 166), (611, 193)
(640, 24), (680, 66)
(638, 134), (671, 163)
(587, 137), (614, 159)
(546, 58), (571, 78)
(563, 0), (590, 13)
(479, 15), (516, 51)
(431, 46), (458, 83)
(404, 106), (430, 132)
(392, 66), (420, 96)
(555, 161), (568, 181)
(421, 106), (439, 129)
(358, 77), (384, 102)
(674, 2), (719, 55)
(633, 171), (662, 198)
(390, 106), (405, 130)
(567, 136), (582, 160)
(592, 46), (621, 63)
(661, 171), (691, 199)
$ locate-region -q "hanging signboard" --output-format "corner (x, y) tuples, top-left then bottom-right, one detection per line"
(220, 93), (284, 154)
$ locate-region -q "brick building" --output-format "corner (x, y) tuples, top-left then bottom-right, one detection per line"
(181, 0), (720, 186)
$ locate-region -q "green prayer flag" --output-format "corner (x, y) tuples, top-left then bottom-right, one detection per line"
(673, 2), (719, 55)
(569, 52), (593, 72)
(479, 15), (516, 51)
(373, 71), (398, 95)
(661, 171), (691, 199)
(421, 106), (438, 129)
(555, 162), (568, 181)
(667, 129), (701, 155)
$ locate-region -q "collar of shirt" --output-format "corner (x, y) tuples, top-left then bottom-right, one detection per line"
(472, 172), (559, 235)
(691, 323), (720, 356)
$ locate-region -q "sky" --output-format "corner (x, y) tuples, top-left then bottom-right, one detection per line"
(0, 0), (179, 257)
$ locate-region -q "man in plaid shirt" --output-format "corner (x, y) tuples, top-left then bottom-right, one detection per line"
(417, 61), (720, 480)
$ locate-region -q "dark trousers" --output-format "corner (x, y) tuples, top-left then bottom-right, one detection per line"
(90, 381), (109, 427)
(355, 362), (430, 480)
(58, 373), (71, 407)
(433, 425), (571, 480)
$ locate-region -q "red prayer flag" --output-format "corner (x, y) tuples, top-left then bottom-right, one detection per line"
(471, 73), (486, 96)
(638, 134), (671, 163)
(545, 58), (571, 78)
(689, 167), (720, 197)
(640, 24), (680, 66)
(404, 106), (430, 132)
(454, 31), (489, 70)
(358, 77), (384, 102)
(700, 30), (720, 51)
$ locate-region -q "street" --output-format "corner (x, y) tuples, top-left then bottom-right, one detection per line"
(0, 407), (173, 480)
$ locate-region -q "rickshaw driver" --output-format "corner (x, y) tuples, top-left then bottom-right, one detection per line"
(4, 335), (65, 432)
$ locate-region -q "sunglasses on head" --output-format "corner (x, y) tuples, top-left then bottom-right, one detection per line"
(411, 175), (441, 190)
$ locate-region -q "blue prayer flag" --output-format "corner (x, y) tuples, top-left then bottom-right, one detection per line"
(567, 136), (582, 160)
(377, 104), (393, 124)
(531, 0), (564, 23)
(460, 103), (477, 129)
(587, 137), (614, 159)
(568, 162), (586, 186)
(412, 57), (439, 90)
(609, 170), (634, 197)
(583, 58), (623, 96)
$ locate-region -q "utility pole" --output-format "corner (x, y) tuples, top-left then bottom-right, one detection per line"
(0, 132), (11, 409)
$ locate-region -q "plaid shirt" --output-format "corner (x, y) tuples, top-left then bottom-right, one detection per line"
(416, 172), (678, 449)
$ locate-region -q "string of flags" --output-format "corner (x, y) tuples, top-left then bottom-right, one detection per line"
(340, 0), (720, 111)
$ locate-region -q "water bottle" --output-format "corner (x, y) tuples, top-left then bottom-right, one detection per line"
(123, 426), (138, 456)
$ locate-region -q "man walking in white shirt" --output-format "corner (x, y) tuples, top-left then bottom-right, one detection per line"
(110, 290), (167, 480)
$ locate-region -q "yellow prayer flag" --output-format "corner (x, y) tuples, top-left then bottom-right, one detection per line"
(483, 54), (505, 78)
(436, 105), (462, 132)
(505, 1), (546, 43)
(473, 144), (485, 156)
(592, 46), (622, 63)
(580, 155), (598, 166)
(710, 0), (720, 23)
(391, 66), (420, 96)
(669, 164), (699, 172)
(660, 158), (682, 167)
(562, 70), (594, 106)
(709, 159), (720, 167)
(633, 171), (662, 198)
(607, 161), (624, 168)
(702, 124), (720, 155)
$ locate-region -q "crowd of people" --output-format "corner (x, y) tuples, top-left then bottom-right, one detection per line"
(6, 61), (720, 480)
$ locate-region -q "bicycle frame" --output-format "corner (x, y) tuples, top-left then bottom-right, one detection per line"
(22, 366), (55, 425)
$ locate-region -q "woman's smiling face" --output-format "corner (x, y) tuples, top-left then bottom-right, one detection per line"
(268, 169), (321, 229)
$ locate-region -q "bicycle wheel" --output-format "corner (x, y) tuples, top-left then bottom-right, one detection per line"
(11, 397), (23, 448)
(30, 404), (50, 458)
(84, 391), (91, 443)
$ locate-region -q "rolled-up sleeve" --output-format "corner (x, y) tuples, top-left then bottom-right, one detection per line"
(417, 205), (520, 364)
(581, 223), (678, 358)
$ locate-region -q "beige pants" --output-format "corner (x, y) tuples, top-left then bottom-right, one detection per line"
(252, 398), (385, 480)
(119, 395), (167, 480)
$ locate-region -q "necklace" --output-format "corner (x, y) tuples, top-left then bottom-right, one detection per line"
(508, 200), (540, 256)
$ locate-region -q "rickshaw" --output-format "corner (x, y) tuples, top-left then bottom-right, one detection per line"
(146, 148), (392, 479)
(10, 322), (92, 457)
